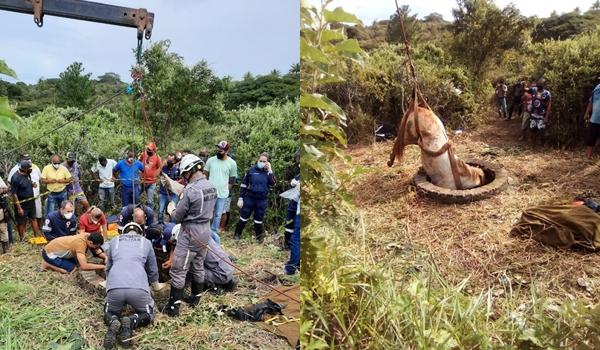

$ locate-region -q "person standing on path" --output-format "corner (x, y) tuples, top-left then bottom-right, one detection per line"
(584, 80), (600, 159)
(204, 141), (237, 245)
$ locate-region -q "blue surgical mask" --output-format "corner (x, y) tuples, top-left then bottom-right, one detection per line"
(256, 162), (265, 169)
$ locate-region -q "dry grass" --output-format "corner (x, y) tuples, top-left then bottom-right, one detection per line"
(0, 232), (296, 349)
(346, 117), (600, 307)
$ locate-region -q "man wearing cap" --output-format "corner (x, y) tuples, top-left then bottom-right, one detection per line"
(158, 153), (179, 224)
(8, 153), (43, 226)
(41, 154), (72, 215)
(204, 141), (237, 244)
(139, 142), (162, 211)
(91, 156), (118, 212)
(11, 160), (42, 240)
(64, 152), (90, 212)
(0, 174), (10, 253)
(42, 200), (78, 242)
(102, 222), (165, 349)
(113, 150), (144, 207)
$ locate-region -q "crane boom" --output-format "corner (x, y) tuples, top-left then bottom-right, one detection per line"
(0, 0), (154, 39)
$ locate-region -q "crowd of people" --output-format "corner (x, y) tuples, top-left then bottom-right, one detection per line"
(0, 140), (301, 349)
(496, 77), (600, 157)
(495, 78), (552, 146)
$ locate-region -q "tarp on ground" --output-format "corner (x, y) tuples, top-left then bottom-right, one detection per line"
(511, 204), (600, 250)
(255, 285), (300, 348)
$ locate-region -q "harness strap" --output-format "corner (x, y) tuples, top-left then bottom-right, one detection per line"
(412, 95), (463, 190)
(446, 146), (463, 190)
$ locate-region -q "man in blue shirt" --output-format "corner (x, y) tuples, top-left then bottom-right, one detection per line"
(112, 151), (144, 207)
(584, 80), (600, 159)
(42, 200), (78, 241)
(118, 204), (154, 232)
(157, 153), (180, 224)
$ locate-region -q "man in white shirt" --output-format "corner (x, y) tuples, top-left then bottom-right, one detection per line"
(92, 156), (117, 212)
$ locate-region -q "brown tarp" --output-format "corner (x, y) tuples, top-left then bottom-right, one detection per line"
(511, 204), (600, 250)
(255, 285), (300, 348)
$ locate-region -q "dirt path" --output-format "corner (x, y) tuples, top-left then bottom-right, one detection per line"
(347, 116), (600, 304)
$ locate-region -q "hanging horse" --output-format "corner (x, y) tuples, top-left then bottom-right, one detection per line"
(387, 100), (485, 190)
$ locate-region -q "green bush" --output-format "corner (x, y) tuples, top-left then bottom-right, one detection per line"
(526, 29), (600, 147)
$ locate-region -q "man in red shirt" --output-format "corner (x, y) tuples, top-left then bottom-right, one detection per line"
(79, 206), (108, 238)
(139, 142), (163, 211)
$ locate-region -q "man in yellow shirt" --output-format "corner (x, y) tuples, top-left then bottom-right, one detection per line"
(41, 154), (72, 215)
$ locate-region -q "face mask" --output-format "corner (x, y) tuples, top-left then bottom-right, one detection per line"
(147, 151), (154, 156)
(256, 162), (265, 169)
(127, 157), (134, 163)
(167, 161), (174, 166)
(64, 212), (73, 220)
(52, 163), (60, 169)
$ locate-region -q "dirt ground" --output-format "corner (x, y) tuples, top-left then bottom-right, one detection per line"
(347, 116), (600, 304)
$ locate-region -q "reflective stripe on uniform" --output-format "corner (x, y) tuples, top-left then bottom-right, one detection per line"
(183, 249), (191, 270)
(254, 220), (263, 224)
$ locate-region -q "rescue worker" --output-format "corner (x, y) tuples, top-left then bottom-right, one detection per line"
(164, 154), (217, 317)
(102, 222), (166, 349)
(42, 200), (78, 241)
(234, 152), (276, 242)
(147, 223), (236, 295)
(118, 204), (153, 233)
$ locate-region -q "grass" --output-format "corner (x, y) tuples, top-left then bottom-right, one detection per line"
(303, 116), (600, 348)
(0, 230), (297, 350)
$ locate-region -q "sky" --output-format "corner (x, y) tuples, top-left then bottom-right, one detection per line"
(0, 0), (299, 84)
(308, 0), (597, 25)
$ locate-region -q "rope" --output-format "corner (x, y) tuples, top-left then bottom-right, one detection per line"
(0, 91), (124, 159)
(188, 233), (300, 303)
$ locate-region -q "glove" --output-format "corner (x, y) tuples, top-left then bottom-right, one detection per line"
(151, 281), (167, 291)
(166, 201), (177, 217)
(237, 198), (244, 208)
(290, 178), (299, 187)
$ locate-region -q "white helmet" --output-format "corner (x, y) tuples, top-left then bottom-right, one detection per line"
(122, 222), (143, 235)
(180, 154), (203, 174)
(171, 224), (181, 242)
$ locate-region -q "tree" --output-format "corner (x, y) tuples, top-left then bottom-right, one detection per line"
(450, 0), (530, 78)
(0, 59), (20, 137)
(138, 40), (224, 147)
(97, 72), (121, 84)
(223, 71), (299, 110)
(593, 0), (600, 11)
(385, 5), (421, 44)
(57, 62), (95, 108)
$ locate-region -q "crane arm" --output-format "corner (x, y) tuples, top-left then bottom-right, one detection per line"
(0, 0), (154, 39)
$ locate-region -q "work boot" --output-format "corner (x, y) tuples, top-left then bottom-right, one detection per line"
(103, 315), (121, 350)
(117, 316), (132, 348)
(1, 242), (9, 254)
(233, 220), (246, 240)
(164, 287), (184, 317)
(185, 281), (208, 307)
(221, 278), (238, 292)
(254, 223), (264, 243)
